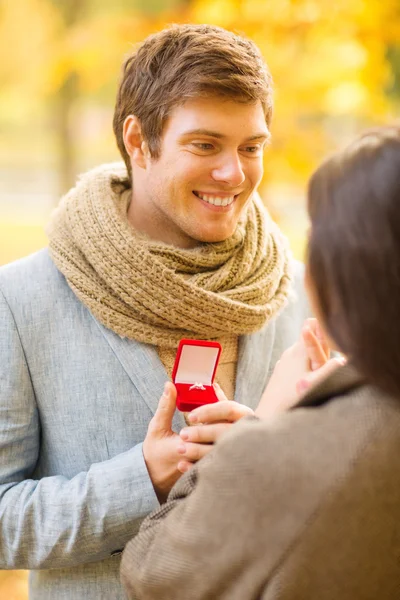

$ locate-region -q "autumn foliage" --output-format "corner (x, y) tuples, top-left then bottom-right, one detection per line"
(0, 1), (399, 596)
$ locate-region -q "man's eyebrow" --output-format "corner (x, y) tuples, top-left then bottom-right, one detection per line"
(246, 132), (271, 142)
(180, 128), (270, 141)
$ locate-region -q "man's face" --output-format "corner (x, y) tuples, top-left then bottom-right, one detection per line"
(130, 96), (269, 248)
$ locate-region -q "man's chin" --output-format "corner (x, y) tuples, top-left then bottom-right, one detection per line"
(194, 228), (235, 244)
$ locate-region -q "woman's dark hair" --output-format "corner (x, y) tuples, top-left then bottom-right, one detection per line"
(307, 126), (400, 398)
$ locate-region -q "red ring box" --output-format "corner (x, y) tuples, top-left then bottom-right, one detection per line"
(172, 339), (222, 412)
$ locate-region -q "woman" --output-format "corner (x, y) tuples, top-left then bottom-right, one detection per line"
(121, 127), (400, 599)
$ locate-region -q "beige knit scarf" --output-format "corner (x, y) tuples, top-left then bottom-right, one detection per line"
(47, 163), (292, 353)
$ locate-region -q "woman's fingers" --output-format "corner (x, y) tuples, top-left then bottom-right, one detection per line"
(304, 318), (330, 358)
(177, 460), (195, 474)
(179, 422), (231, 444)
(188, 399), (254, 425)
(314, 319), (330, 357)
(302, 324), (328, 371)
(296, 356), (346, 395)
(176, 440), (215, 463)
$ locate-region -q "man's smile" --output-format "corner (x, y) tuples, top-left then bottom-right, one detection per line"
(192, 190), (238, 208)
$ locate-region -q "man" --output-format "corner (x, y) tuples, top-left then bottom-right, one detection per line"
(0, 24), (308, 599)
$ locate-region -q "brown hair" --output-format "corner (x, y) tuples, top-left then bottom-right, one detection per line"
(113, 24), (273, 181)
(307, 126), (400, 398)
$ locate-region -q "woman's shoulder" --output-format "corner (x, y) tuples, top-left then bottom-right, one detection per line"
(212, 384), (400, 495)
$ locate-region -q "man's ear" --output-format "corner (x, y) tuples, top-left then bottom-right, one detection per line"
(123, 115), (149, 169)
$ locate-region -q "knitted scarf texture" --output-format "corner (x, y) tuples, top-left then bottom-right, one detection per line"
(47, 163), (292, 350)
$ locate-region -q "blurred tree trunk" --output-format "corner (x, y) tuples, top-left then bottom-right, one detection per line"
(53, 0), (87, 197)
(56, 71), (79, 197)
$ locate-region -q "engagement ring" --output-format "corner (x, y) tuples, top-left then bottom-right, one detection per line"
(189, 382), (206, 391)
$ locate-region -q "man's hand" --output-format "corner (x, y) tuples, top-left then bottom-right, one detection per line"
(143, 382), (219, 502)
(177, 383), (254, 472)
(143, 383), (182, 503)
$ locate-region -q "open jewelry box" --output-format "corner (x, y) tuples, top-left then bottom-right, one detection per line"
(172, 339), (222, 412)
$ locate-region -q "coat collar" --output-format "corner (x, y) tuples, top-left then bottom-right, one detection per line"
(293, 363), (365, 410)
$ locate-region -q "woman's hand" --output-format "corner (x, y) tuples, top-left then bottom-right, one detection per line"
(255, 318), (342, 419)
(178, 384), (254, 473)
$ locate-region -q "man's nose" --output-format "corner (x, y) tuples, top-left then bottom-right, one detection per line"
(211, 154), (245, 187)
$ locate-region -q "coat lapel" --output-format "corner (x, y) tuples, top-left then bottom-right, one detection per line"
(92, 313), (279, 423)
(235, 321), (277, 411)
(91, 319), (186, 432)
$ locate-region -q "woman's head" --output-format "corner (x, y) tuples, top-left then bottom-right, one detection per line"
(306, 126), (400, 397)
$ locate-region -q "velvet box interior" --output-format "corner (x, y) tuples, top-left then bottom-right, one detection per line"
(172, 339), (222, 412)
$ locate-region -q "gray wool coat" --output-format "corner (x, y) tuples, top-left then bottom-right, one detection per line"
(0, 248), (308, 599)
(121, 364), (400, 600)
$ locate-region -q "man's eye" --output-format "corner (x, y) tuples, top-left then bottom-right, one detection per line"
(192, 143), (214, 151)
(243, 145), (261, 154)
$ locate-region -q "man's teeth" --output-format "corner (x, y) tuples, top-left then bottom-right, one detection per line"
(196, 192), (235, 206)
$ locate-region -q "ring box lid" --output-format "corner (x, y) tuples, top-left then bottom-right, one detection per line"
(172, 339), (222, 385)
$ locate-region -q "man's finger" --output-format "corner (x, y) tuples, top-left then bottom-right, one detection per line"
(302, 326), (328, 371)
(296, 357), (346, 395)
(147, 382), (176, 435)
(213, 382), (229, 402)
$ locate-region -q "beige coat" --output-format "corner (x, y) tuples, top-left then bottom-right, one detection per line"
(121, 364), (400, 600)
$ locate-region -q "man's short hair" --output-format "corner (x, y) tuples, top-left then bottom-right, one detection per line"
(113, 23), (273, 180)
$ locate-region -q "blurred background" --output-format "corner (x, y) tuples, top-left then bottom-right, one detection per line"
(0, 0), (399, 596)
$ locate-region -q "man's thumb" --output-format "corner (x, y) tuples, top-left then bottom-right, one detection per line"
(213, 382), (229, 402)
(150, 382), (177, 433)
